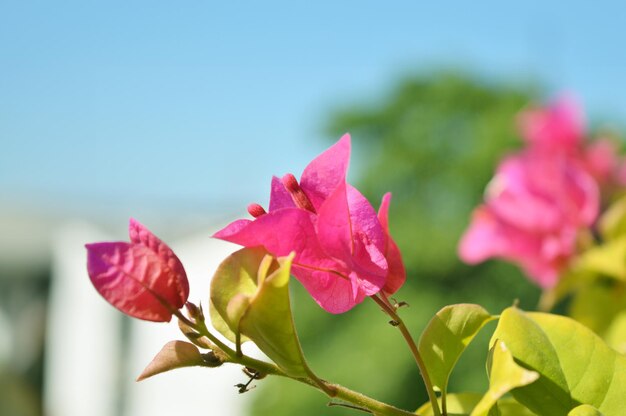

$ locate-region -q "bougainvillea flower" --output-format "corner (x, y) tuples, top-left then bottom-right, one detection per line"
(378, 193), (406, 294)
(86, 219), (189, 322)
(519, 95), (626, 187)
(214, 134), (405, 313)
(459, 149), (599, 288)
(518, 94), (585, 152)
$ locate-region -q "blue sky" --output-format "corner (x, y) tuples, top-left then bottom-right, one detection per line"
(2, 1), (626, 221)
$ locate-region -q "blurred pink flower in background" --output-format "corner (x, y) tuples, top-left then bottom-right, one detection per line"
(519, 95), (625, 187)
(458, 95), (623, 288)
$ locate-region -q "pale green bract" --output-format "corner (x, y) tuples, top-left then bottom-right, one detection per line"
(209, 247), (311, 377)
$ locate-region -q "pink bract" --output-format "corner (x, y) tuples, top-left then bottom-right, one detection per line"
(214, 134), (406, 313)
(86, 219), (189, 322)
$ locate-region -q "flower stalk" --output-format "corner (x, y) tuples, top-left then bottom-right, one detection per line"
(372, 294), (442, 416)
(175, 310), (415, 416)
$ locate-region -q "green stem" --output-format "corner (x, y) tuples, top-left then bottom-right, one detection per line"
(175, 311), (235, 357)
(175, 311), (415, 416)
(441, 390), (447, 416)
(371, 295), (442, 416)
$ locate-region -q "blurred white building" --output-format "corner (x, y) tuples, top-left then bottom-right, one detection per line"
(0, 209), (264, 416)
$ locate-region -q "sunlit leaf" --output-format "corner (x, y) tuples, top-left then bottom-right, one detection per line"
(598, 195), (626, 241)
(416, 393), (533, 416)
(567, 404), (604, 416)
(209, 248), (310, 377)
(471, 340), (538, 416)
(418, 304), (494, 395)
(569, 280), (626, 336)
(491, 307), (626, 415)
(137, 341), (205, 381)
(209, 247), (268, 343)
(238, 252), (310, 377)
(576, 237), (626, 281)
(496, 399), (536, 416)
(604, 310), (626, 354)
(416, 392), (482, 416)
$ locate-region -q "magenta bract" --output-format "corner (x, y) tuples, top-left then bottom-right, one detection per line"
(214, 134), (406, 313)
(86, 219), (189, 322)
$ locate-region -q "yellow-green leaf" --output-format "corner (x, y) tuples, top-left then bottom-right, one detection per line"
(576, 237), (626, 281)
(418, 304), (494, 395)
(568, 404), (604, 416)
(238, 253), (309, 377)
(209, 247), (267, 343)
(568, 280), (626, 336)
(598, 195), (626, 241)
(209, 248), (310, 377)
(416, 394), (532, 416)
(496, 399), (536, 416)
(605, 310), (626, 354)
(416, 392), (482, 416)
(471, 340), (538, 416)
(491, 307), (626, 415)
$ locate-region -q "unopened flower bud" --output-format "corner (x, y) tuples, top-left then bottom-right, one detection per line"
(281, 173), (316, 213)
(202, 351), (225, 368)
(247, 203), (267, 218)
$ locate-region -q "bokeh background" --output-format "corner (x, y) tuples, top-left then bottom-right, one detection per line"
(2, 1), (626, 415)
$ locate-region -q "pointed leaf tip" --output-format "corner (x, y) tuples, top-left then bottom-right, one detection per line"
(210, 248), (310, 377)
(418, 304), (494, 395)
(471, 340), (539, 416)
(136, 341), (204, 381)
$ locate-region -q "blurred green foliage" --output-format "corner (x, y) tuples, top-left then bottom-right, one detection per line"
(250, 72), (543, 415)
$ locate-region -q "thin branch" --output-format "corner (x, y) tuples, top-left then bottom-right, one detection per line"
(371, 294), (442, 416)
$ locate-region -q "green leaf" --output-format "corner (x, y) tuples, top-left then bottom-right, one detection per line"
(496, 399), (536, 416)
(576, 237), (626, 281)
(569, 280), (626, 336)
(136, 341), (205, 381)
(238, 252), (310, 377)
(209, 248), (310, 377)
(416, 392), (482, 416)
(568, 404), (604, 416)
(209, 247), (268, 344)
(470, 340), (538, 416)
(418, 304), (494, 395)
(416, 394), (532, 416)
(491, 307), (626, 415)
(598, 195), (626, 241)
(605, 310), (626, 354)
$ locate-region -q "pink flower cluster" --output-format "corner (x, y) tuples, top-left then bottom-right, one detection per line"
(459, 96), (624, 288)
(85, 135), (404, 320)
(215, 134), (406, 313)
